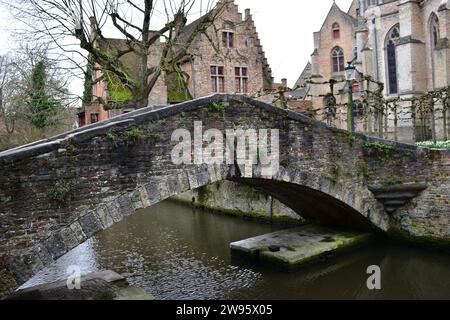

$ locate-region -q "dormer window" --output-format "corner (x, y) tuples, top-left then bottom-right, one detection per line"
(222, 31), (234, 48)
(332, 23), (340, 39)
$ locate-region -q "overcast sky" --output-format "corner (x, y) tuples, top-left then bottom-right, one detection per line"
(0, 0), (353, 95)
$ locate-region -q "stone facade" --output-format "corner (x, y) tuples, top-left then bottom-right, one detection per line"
(1, 94), (449, 296)
(174, 181), (303, 224)
(301, 0), (450, 142)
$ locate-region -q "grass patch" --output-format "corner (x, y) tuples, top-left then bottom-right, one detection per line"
(416, 140), (450, 149)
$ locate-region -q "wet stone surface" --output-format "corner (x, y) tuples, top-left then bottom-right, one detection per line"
(230, 224), (374, 269)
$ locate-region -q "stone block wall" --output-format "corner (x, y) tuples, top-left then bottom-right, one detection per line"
(174, 181), (303, 224)
(0, 94), (449, 296)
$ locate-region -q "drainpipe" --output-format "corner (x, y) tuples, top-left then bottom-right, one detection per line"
(372, 17), (380, 81)
(270, 196), (274, 224)
(191, 57), (197, 98)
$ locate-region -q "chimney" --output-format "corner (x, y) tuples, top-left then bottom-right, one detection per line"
(281, 78), (288, 88)
(245, 9), (251, 20)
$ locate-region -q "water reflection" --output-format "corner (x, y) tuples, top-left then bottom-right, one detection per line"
(23, 201), (450, 300)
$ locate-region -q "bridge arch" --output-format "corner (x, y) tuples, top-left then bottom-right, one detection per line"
(1, 94), (439, 295)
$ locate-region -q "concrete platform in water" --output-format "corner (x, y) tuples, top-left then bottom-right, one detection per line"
(230, 225), (374, 270)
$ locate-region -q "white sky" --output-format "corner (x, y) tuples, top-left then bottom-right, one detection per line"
(0, 0), (353, 96)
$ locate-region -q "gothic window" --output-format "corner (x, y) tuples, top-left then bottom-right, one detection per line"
(386, 25), (400, 95)
(430, 14), (440, 48)
(332, 23), (340, 39)
(222, 31), (234, 48)
(211, 66), (225, 93)
(332, 47), (345, 73)
(235, 67), (248, 93)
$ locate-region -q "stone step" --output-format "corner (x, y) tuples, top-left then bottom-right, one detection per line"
(230, 224), (374, 270)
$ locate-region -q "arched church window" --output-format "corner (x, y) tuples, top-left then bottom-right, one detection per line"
(332, 23), (340, 39)
(332, 47), (345, 73)
(386, 25), (400, 95)
(430, 14), (440, 48)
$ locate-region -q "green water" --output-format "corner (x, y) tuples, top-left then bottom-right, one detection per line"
(23, 200), (450, 300)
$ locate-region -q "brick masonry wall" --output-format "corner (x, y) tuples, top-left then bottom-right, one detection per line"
(181, 1), (270, 98)
(0, 94), (449, 296)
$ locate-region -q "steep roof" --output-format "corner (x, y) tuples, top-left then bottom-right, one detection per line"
(317, 1), (358, 33)
(294, 62), (312, 88)
(176, 15), (206, 46)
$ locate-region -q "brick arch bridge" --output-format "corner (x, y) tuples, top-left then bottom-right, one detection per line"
(0, 94), (449, 296)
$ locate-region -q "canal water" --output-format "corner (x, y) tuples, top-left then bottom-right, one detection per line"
(23, 201), (450, 300)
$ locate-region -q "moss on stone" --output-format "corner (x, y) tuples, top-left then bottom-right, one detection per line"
(387, 227), (450, 248)
(99, 291), (116, 300)
(170, 196), (302, 226)
(166, 72), (192, 104)
(48, 180), (78, 204)
(258, 233), (374, 270)
(0, 269), (18, 298)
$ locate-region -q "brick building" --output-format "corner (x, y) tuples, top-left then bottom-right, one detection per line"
(297, 0), (450, 142)
(79, 0), (273, 126)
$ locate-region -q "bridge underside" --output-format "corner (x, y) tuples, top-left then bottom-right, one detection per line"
(234, 178), (376, 231)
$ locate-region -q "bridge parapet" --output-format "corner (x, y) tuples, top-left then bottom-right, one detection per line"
(0, 94), (448, 296)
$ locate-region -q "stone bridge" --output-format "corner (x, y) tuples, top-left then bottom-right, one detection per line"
(0, 94), (449, 296)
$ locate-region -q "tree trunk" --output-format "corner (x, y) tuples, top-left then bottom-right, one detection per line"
(430, 98), (437, 144)
(443, 108), (448, 141)
(394, 105), (398, 142)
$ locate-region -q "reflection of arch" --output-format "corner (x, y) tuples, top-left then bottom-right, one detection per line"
(332, 22), (340, 39)
(385, 25), (400, 95)
(331, 47), (345, 73)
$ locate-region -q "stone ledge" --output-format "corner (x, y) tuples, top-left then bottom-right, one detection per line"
(368, 183), (427, 214)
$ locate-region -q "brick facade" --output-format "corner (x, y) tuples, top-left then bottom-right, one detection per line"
(79, 0), (272, 127)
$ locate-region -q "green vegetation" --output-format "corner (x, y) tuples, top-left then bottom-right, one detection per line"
(416, 140), (450, 149)
(171, 195), (303, 226)
(347, 133), (356, 147)
(82, 63), (93, 105)
(125, 127), (144, 142)
(363, 142), (396, 163)
(166, 72), (192, 103)
(149, 132), (161, 142)
(25, 60), (60, 129)
(387, 226), (450, 248)
(48, 180), (77, 203)
(105, 132), (119, 143)
(105, 71), (133, 102)
(386, 175), (401, 185)
(207, 102), (228, 116)
(99, 291), (116, 300)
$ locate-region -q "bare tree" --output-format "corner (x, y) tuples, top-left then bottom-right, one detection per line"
(0, 55), (23, 135)
(6, 0), (226, 109)
(0, 46), (77, 150)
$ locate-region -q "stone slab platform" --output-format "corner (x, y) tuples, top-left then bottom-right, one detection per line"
(6, 270), (155, 300)
(230, 225), (374, 270)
